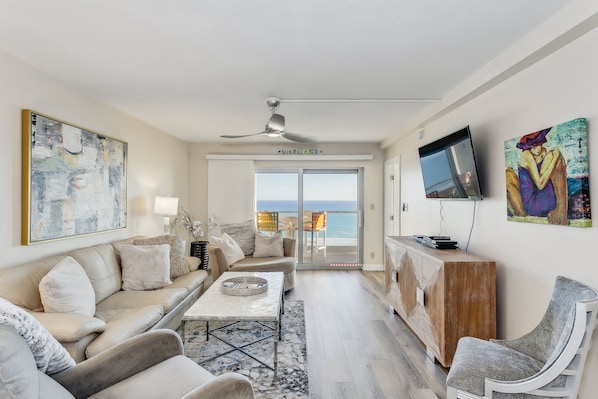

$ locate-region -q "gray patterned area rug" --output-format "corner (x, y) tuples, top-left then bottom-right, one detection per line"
(181, 300), (309, 399)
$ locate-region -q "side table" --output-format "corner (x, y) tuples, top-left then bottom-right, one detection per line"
(190, 240), (209, 270)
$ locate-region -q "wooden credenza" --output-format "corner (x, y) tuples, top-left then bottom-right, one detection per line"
(384, 236), (496, 367)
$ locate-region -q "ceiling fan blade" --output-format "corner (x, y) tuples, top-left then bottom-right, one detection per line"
(280, 132), (318, 143)
(220, 131), (267, 139)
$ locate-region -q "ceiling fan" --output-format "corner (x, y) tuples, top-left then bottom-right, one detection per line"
(220, 97), (317, 143)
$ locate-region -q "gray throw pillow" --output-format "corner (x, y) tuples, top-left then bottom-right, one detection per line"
(253, 231), (284, 258)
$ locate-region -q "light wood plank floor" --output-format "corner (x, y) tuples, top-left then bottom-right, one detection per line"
(285, 270), (448, 399)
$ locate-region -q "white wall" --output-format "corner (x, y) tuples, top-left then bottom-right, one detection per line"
(385, 15), (598, 398)
(188, 142), (385, 269)
(0, 50), (190, 268)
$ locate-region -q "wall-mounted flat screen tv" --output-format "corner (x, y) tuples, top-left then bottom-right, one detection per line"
(418, 126), (483, 200)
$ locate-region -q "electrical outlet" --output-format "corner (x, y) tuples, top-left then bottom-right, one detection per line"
(416, 287), (425, 306)
(370, 203), (375, 210)
(370, 252), (375, 259)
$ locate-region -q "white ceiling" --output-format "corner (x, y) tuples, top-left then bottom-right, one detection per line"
(0, 0), (570, 144)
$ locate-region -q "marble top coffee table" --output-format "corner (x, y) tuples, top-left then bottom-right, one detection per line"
(182, 271), (285, 380)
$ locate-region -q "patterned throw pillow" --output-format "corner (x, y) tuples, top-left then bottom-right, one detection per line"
(220, 220), (256, 255)
(134, 235), (190, 279)
(0, 297), (75, 374)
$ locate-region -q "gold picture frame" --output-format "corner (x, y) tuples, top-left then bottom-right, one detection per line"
(22, 110), (128, 245)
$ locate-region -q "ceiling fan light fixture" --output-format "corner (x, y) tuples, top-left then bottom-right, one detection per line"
(266, 131), (280, 138)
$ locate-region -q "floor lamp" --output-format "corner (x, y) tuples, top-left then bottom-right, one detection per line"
(154, 196), (179, 233)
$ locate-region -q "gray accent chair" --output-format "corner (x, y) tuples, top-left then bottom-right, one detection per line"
(0, 325), (255, 399)
(446, 276), (598, 399)
(208, 237), (296, 292)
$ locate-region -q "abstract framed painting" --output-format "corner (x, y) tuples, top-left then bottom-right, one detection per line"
(22, 110), (128, 244)
(504, 118), (591, 227)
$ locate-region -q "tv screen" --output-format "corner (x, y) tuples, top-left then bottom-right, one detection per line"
(418, 126), (483, 200)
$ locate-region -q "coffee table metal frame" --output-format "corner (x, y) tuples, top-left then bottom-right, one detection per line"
(181, 271), (285, 381)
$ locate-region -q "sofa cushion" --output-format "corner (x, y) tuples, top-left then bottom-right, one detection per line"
(219, 220), (256, 255)
(169, 270), (209, 293)
(95, 288), (188, 315)
(87, 355), (214, 399)
(69, 244), (122, 304)
(0, 298), (75, 374)
(86, 306), (164, 358)
(446, 336), (544, 396)
(120, 244), (172, 291)
(111, 236), (142, 264)
(32, 312), (106, 342)
(253, 231), (284, 258)
(134, 235), (190, 279)
(0, 255), (65, 312)
(39, 256), (96, 317)
(210, 233), (245, 265)
(232, 255), (296, 273)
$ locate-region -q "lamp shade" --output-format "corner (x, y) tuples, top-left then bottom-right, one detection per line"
(154, 196), (179, 215)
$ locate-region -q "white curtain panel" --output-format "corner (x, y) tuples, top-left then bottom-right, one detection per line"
(207, 159), (255, 229)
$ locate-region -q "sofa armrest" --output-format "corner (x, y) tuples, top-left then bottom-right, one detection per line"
(282, 238), (296, 257)
(30, 311), (106, 342)
(52, 329), (183, 399)
(181, 372), (255, 399)
(207, 244), (230, 281)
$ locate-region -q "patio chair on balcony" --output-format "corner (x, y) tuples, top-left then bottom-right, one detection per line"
(303, 211), (327, 261)
(256, 211), (279, 236)
(279, 216), (297, 238)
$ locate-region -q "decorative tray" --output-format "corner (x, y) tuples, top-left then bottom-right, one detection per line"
(221, 276), (268, 296)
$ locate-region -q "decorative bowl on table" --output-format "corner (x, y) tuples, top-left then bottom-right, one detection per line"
(221, 276), (268, 296)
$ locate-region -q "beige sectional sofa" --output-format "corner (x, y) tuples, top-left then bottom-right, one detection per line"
(0, 236), (208, 362)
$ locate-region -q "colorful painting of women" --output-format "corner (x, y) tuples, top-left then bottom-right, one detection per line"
(504, 118), (591, 227)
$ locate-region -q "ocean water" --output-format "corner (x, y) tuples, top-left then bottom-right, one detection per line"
(257, 200), (358, 239)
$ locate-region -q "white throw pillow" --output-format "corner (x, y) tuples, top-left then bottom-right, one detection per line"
(210, 233), (245, 264)
(120, 244), (172, 291)
(39, 256), (96, 317)
(253, 231), (284, 258)
(220, 220), (256, 255)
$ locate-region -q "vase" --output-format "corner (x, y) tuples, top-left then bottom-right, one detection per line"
(190, 240), (209, 270)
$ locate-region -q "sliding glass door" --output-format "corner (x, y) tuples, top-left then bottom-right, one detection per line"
(256, 168), (363, 269)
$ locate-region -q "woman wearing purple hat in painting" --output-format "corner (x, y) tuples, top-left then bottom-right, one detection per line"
(506, 127), (568, 225)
